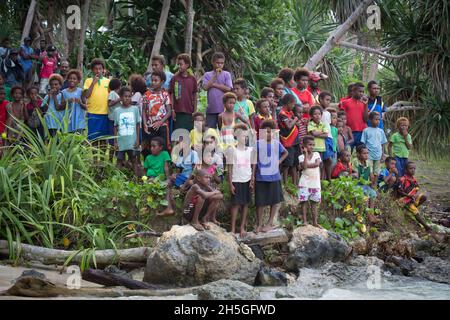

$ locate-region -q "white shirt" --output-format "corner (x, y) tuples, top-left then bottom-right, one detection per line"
(298, 152), (322, 189)
(322, 110), (333, 138)
(231, 146), (253, 183)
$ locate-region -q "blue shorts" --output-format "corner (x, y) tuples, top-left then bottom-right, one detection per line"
(352, 131), (363, 149)
(87, 113), (110, 141)
(175, 174), (189, 187)
(323, 137), (334, 160)
(395, 157), (408, 178)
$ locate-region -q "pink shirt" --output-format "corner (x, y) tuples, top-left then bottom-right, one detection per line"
(40, 57), (57, 79)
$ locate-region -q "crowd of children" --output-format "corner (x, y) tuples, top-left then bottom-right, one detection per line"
(0, 50), (432, 235)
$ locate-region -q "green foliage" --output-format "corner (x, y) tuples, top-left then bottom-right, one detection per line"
(320, 177), (374, 240)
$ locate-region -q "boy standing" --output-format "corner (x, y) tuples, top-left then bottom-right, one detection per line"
(367, 80), (386, 129)
(388, 117), (412, 177)
(233, 78), (255, 128)
(361, 111), (387, 176)
(292, 68), (314, 118)
(84, 58), (110, 141)
(203, 52), (233, 129)
(145, 55), (173, 90)
(39, 45), (58, 96)
(170, 53), (198, 132)
(339, 82), (369, 150)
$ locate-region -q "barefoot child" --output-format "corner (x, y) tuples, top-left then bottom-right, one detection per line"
(298, 135), (321, 226)
(388, 117), (412, 178)
(6, 86), (28, 141)
(233, 78), (255, 129)
(218, 92), (247, 151)
(336, 118), (346, 153)
(352, 144), (377, 208)
(113, 87), (141, 174)
(143, 137), (174, 216)
(42, 74), (64, 137)
(337, 111), (354, 151)
(396, 161), (430, 230)
(260, 87), (277, 117)
(308, 105), (329, 179)
(361, 111), (387, 177)
(228, 123), (255, 237)
(255, 120), (288, 233)
(318, 92), (334, 180)
(183, 169), (224, 231)
(61, 69), (87, 133)
(25, 86), (44, 137)
(270, 78), (285, 116)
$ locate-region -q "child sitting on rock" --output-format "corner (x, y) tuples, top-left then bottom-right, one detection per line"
(377, 156), (398, 192)
(396, 161), (430, 231)
(183, 169), (223, 231)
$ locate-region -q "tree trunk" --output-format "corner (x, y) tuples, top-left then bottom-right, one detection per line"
(195, 34), (203, 77)
(148, 0), (171, 70)
(77, 0), (91, 70)
(304, 0), (372, 70)
(60, 13), (69, 60)
(184, 0), (195, 55)
(107, 0), (115, 30)
(21, 0), (38, 43)
(0, 240), (152, 265)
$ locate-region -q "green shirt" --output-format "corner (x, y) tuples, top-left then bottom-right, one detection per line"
(113, 105), (141, 151)
(144, 151), (171, 178)
(390, 132), (412, 158)
(352, 158), (371, 181)
(331, 126), (338, 152)
(308, 121), (328, 152)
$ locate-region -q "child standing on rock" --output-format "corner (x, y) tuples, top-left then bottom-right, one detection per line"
(298, 135), (322, 227)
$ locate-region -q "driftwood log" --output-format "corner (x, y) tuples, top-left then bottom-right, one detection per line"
(240, 228), (289, 247)
(81, 269), (158, 290)
(0, 240), (152, 266)
(1, 275), (197, 298)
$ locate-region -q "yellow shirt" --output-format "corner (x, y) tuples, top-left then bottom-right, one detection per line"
(189, 128), (221, 147)
(83, 77), (110, 115)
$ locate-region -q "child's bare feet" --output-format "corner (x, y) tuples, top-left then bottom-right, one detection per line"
(240, 229), (247, 238)
(262, 224), (275, 232)
(190, 223), (205, 231)
(211, 219), (221, 226)
(156, 208), (174, 216)
(255, 226), (263, 234)
(201, 222), (210, 230)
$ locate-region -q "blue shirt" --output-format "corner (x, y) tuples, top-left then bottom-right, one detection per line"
(378, 168), (397, 191)
(255, 139), (287, 182)
(175, 150), (199, 179)
(367, 96), (386, 129)
(43, 93), (65, 130)
(20, 45), (34, 72)
(62, 88), (86, 132)
(145, 71), (173, 91)
(361, 127), (387, 160)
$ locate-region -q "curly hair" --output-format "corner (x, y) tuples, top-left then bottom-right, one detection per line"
(90, 58), (105, 70)
(128, 74), (147, 94)
(66, 69), (82, 82)
(49, 73), (64, 85)
(293, 67), (310, 81)
(396, 117), (410, 129)
(270, 78), (285, 90)
(277, 68), (294, 84)
(222, 92), (237, 104)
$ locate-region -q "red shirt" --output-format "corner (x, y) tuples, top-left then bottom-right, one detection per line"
(0, 100), (8, 133)
(40, 56), (57, 79)
(292, 87), (314, 119)
(339, 98), (367, 132)
(331, 161), (352, 178)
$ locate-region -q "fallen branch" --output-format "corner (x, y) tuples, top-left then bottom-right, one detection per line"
(337, 41), (420, 59)
(82, 269), (158, 290)
(240, 228), (289, 246)
(386, 101), (423, 112)
(124, 231), (162, 239)
(1, 275), (197, 298)
(0, 240), (152, 265)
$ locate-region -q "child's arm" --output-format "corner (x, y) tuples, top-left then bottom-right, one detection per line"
(113, 125), (118, 149)
(85, 75), (100, 99)
(347, 128), (354, 146)
(227, 163), (235, 195)
(309, 128), (328, 138)
(108, 97), (121, 107)
(283, 115), (299, 130)
(22, 102), (29, 122)
(203, 72), (218, 91)
(218, 113), (223, 130)
(250, 164), (256, 192)
(387, 141), (393, 156)
(135, 122), (140, 150)
(164, 161), (171, 182)
(79, 95), (87, 110)
(404, 133), (413, 150)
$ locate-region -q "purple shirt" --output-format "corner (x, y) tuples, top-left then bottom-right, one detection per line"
(203, 70), (233, 114)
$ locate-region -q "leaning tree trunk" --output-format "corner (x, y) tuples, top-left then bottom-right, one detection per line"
(184, 0), (195, 55)
(148, 0), (171, 70)
(77, 0), (91, 70)
(21, 0), (38, 43)
(60, 13), (69, 59)
(304, 0), (372, 70)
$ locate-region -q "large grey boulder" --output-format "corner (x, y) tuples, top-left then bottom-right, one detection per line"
(143, 224), (262, 286)
(284, 225), (352, 271)
(196, 279), (260, 300)
(411, 256), (450, 284)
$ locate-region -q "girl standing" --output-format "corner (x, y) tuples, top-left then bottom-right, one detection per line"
(62, 70), (86, 133)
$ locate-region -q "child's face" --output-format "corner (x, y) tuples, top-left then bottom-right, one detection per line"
(320, 95), (331, 109)
(371, 114), (381, 127)
(0, 90), (5, 101)
(387, 159), (397, 171)
(259, 101), (270, 116)
(399, 123), (409, 134)
(213, 58), (225, 71)
(50, 80), (61, 92)
(340, 151), (351, 163)
(193, 116), (205, 131)
(197, 173), (211, 187)
(151, 61), (164, 73)
(150, 141), (163, 155)
(340, 114), (347, 125)
(297, 76), (309, 89)
(92, 64), (104, 77)
(286, 101), (295, 111)
(233, 85), (245, 99)
(369, 84), (380, 97)
(330, 112), (338, 126)
(358, 148), (369, 161)
(264, 92), (275, 105)
(121, 91), (132, 106)
(151, 75), (163, 89)
(406, 163), (416, 176)
(337, 121), (344, 134)
(29, 89), (38, 101)
(13, 89), (23, 101)
(264, 127), (272, 142)
(225, 98), (235, 111)
(352, 86), (364, 99)
(304, 140), (315, 153)
(177, 59), (189, 73)
(67, 73), (79, 88)
(60, 62), (69, 76)
(312, 109), (322, 123)
(235, 129), (248, 145)
(275, 85), (283, 97)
